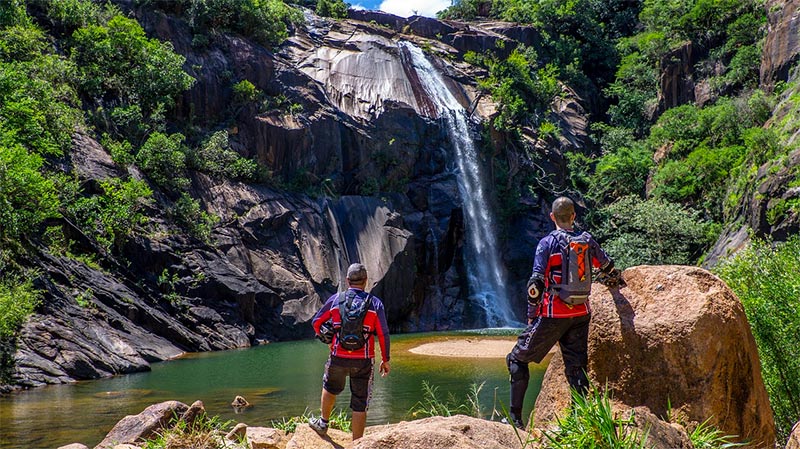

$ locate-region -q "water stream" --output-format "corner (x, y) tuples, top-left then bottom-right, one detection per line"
(399, 42), (517, 327)
(0, 331), (543, 449)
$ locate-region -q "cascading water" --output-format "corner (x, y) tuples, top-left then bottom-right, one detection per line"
(399, 41), (517, 327)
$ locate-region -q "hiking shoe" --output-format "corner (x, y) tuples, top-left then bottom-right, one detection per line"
(501, 416), (525, 430)
(308, 416), (328, 435)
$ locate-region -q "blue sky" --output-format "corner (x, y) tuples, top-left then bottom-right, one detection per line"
(351, 0), (452, 17)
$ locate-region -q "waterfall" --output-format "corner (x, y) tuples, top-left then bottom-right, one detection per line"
(399, 42), (517, 327)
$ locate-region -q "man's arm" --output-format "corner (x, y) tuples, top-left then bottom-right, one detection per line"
(527, 237), (551, 320)
(311, 295), (335, 334)
(374, 300), (391, 363)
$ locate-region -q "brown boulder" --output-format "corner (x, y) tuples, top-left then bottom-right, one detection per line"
(353, 415), (523, 449)
(94, 400), (188, 449)
(760, 0), (800, 90)
(787, 421), (800, 449)
(246, 427), (287, 449)
(179, 400), (206, 427)
(285, 424), (351, 448)
(533, 265), (775, 448)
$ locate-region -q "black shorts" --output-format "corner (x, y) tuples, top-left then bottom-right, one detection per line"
(322, 356), (374, 412)
(510, 314), (590, 369)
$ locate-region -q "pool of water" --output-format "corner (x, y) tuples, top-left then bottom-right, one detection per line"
(0, 329), (547, 449)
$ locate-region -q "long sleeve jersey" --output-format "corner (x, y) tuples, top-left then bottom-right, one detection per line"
(529, 229), (611, 319)
(312, 288), (391, 362)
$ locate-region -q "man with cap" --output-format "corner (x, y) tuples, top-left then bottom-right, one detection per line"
(309, 263), (391, 440)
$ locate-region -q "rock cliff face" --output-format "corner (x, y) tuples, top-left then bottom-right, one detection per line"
(9, 8), (589, 387)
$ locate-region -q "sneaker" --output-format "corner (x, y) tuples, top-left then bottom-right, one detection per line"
(501, 416), (525, 430)
(308, 416), (328, 435)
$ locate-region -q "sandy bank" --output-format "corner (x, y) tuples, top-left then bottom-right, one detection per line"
(408, 338), (516, 358)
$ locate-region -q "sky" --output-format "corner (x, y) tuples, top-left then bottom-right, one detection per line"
(352, 0), (452, 18)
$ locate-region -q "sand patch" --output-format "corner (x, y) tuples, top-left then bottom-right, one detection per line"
(408, 338), (516, 358)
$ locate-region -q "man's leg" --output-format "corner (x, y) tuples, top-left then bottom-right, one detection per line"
(351, 411), (366, 439)
(507, 316), (566, 427)
(558, 314), (591, 396)
(320, 388), (337, 420)
(348, 359), (374, 440)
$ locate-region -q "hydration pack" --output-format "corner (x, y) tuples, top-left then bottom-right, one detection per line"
(551, 230), (593, 305)
(337, 291), (372, 351)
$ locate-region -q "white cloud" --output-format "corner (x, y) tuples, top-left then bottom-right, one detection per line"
(378, 0), (451, 17)
(350, 3), (367, 10)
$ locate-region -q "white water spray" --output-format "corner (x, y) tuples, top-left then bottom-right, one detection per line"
(400, 42), (517, 327)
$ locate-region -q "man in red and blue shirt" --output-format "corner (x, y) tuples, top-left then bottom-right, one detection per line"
(309, 263), (390, 440)
(505, 196), (620, 429)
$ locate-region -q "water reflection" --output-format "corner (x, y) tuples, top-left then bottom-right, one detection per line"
(0, 330), (546, 449)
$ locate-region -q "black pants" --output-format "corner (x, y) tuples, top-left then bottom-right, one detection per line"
(507, 314), (590, 413)
(322, 356), (374, 412)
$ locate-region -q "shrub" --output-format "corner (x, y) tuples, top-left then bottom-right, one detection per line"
(189, 131), (257, 181)
(179, 0), (302, 47)
(137, 132), (190, 190)
(715, 236), (800, 443)
(66, 178), (153, 253)
(0, 138), (60, 243)
(589, 143), (653, 203)
(316, 0), (348, 18)
(0, 276), (42, 339)
(171, 194), (218, 242)
(598, 196), (710, 269)
(70, 14), (194, 119)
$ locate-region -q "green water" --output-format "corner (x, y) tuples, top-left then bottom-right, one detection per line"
(0, 330), (547, 449)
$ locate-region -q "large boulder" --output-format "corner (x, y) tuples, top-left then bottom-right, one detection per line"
(94, 401), (188, 449)
(787, 421), (800, 449)
(354, 415), (522, 449)
(533, 265), (775, 448)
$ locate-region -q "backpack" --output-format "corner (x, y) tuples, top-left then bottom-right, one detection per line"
(551, 230), (593, 305)
(337, 291), (372, 351)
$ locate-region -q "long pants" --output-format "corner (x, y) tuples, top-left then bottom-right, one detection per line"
(506, 314), (590, 414)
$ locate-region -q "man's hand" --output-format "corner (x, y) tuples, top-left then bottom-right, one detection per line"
(379, 360), (390, 377)
(597, 268), (624, 288)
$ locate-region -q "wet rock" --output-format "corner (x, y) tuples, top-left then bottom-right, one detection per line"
(533, 266), (776, 448)
(94, 400), (188, 449)
(231, 395), (250, 408)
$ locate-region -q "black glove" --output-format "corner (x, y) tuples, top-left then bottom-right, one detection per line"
(597, 261), (624, 287)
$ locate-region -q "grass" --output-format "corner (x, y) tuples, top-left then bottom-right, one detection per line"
(270, 407), (352, 433)
(407, 380), (486, 418)
(141, 413), (235, 449)
(541, 386), (652, 449)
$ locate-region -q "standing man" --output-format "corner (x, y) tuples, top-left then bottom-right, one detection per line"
(505, 196), (620, 429)
(309, 263), (391, 440)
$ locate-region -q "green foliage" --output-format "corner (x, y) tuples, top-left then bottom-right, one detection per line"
(0, 275), (42, 339)
(70, 15), (193, 112)
(65, 178), (153, 254)
(0, 138), (61, 243)
(715, 236), (800, 443)
(141, 412), (234, 449)
(408, 381), (485, 419)
(137, 132), (190, 190)
(589, 142), (653, 203)
(466, 46), (560, 130)
(171, 194), (219, 242)
(542, 386), (651, 449)
(190, 131), (257, 181)
(316, 0), (348, 18)
(232, 79), (260, 104)
(270, 408), (351, 433)
(39, 0), (119, 35)
(146, 0), (303, 47)
(598, 196), (710, 269)
(688, 416), (748, 448)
